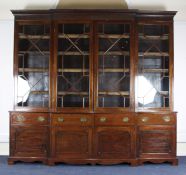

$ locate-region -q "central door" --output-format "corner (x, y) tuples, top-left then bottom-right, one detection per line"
(94, 21), (134, 112)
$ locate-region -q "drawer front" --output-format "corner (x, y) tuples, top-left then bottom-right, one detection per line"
(137, 113), (175, 125)
(11, 112), (49, 125)
(52, 114), (93, 126)
(95, 114), (135, 126)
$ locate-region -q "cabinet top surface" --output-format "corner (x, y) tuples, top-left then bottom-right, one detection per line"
(11, 9), (177, 17)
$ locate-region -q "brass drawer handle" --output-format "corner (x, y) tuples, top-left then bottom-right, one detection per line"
(100, 117), (106, 122)
(163, 116), (171, 122)
(141, 117), (148, 122)
(80, 117), (87, 122)
(37, 116), (45, 122)
(123, 117), (129, 122)
(16, 115), (25, 122)
(58, 117), (64, 122)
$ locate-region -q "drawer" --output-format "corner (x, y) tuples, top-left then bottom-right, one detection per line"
(52, 114), (93, 126)
(95, 114), (135, 126)
(137, 113), (176, 125)
(10, 112), (49, 125)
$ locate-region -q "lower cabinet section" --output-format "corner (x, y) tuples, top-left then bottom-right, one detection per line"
(137, 125), (177, 165)
(8, 112), (178, 166)
(137, 113), (178, 165)
(49, 113), (93, 164)
(8, 112), (49, 164)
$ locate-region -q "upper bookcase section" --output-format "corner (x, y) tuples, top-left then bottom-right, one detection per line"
(11, 9), (177, 21)
(11, 9), (177, 112)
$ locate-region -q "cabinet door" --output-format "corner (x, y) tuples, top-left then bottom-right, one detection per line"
(51, 127), (92, 159)
(95, 127), (135, 158)
(55, 22), (93, 112)
(94, 22), (133, 112)
(10, 126), (48, 157)
(136, 23), (173, 110)
(15, 22), (51, 109)
(138, 125), (176, 158)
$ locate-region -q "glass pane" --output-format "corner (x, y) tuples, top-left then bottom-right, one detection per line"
(17, 24), (50, 107)
(57, 23), (90, 108)
(137, 24), (169, 108)
(97, 23), (130, 108)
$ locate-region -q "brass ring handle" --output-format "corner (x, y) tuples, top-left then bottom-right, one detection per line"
(80, 117), (87, 122)
(141, 117), (148, 122)
(123, 117), (129, 122)
(16, 115), (25, 122)
(58, 117), (64, 122)
(37, 116), (45, 122)
(100, 117), (106, 122)
(163, 116), (171, 122)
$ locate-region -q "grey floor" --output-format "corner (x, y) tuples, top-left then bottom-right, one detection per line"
(0, 156), (185, 175)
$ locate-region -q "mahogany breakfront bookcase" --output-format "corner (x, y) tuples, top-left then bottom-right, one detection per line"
(9, 9), (178, 166)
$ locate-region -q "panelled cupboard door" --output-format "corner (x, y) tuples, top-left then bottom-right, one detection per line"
(55, 22), (93, 112)
(14, 21), (51, 110)
(94, 21), (134, 112)
(138, 125), (176, 158)
(95, 127), (135, 158)
(51, 127), (92, 159)
(10, 126), (48, 157)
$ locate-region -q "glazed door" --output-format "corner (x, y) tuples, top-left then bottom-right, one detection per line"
(94, 22), (133, 112)
(15, 22), (51, 110)
(136, 22), (173, 110)
(95, 127), (135, 159)
(55, 22), (93, 112)
(51, 127), (92, 159)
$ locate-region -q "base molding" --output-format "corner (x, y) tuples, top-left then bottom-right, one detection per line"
(8, 157), (178, 166)
(138, 158), (178, 166)
(8, 157), (48, 165)
(48, 158), (138, 166)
